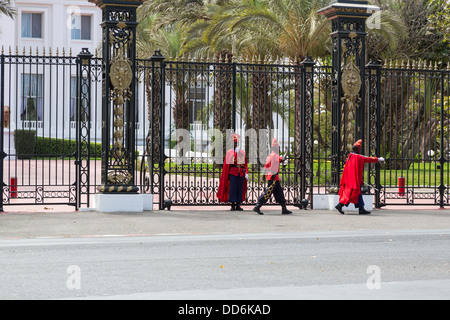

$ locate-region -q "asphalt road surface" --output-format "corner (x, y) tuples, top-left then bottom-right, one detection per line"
(1, 229), (449, 300)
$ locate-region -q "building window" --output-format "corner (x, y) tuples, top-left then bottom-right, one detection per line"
(70, 76), (89, 122)
(21, 13), (42, 38)
(71, 15), (91, 40)
(21, 74), (43, 121)
(188, 85), (206, 124)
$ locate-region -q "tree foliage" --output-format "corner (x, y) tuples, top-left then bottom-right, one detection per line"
(0, 0), (15, 19)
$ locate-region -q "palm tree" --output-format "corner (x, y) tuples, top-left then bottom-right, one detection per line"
(206, 0), (330, 165)
(366, 0), (447, 170)
(0, 0), (15, 19)
(0, 0), (16, 36)
(137, 1), (210, 157)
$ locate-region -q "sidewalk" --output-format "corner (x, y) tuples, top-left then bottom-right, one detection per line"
(1, 205), (449, 240)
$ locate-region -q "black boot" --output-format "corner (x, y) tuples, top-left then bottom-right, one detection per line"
(359, 207), (371, 215)
(235, 203), (243, 211)
(230, 203), (236, 211)
(335, 203), (345, 214)
(281, 204), (292, 214)
(253, 203), (264, 215)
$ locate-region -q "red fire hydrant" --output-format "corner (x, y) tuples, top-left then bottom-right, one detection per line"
(398, 177), (405, 197)
(10, 177), (17, 198)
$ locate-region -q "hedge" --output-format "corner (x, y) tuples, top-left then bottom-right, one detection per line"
(35, 137), (102, 158)
(14, 130), (102, 159)
(14, 130), (37, 159)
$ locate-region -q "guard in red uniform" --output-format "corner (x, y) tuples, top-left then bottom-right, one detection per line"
(217, 134), (249, 211)
(253, 138), (292, 215)
(335, 139), (384, 214)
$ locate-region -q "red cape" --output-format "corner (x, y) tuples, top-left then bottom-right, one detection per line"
(217, 149), (248, 202)
(338, 153), (378, 204)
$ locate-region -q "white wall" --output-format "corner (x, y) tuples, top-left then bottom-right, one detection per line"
(0, 0), (102, 53)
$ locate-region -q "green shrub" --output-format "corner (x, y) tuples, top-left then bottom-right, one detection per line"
(35, 137), (102, 158)
(14, 132), (136, 160)
(14, 130), (37, 159)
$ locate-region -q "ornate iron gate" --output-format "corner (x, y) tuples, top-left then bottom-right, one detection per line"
(0, 49), (101, 211)
(376, 63), (450, 207)
(139, 54), (330, 210)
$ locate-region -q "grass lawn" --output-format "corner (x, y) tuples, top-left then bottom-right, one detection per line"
(142, 159), (450, 188)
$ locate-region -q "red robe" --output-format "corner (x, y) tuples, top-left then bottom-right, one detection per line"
(217, 149), (249, 202)
(338, 153), (379, 204)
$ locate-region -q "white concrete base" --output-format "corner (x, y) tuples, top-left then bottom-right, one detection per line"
(92, 193), (153, 212)
(313, 194), (373, 211)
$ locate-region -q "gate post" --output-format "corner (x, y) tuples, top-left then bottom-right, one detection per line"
(300, 56), (316, 208)
(89, 0), (144, 196)
(366, 58), (382, 208)
(318, 0), (380, 194)
(149, 50), (165, 210)
(75, 48), (93, 210)
(0, 51), (4, 212)
(438, 70), (446, 208)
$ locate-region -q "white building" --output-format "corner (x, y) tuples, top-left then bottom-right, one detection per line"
(0, 0), (102, 56)
(0, 0), (103, 150)
(0, 0), (292, 161)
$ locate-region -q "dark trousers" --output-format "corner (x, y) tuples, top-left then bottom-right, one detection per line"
(258, 180), (286, 204)
(344, 194), (365, 207)
(355, 194), (365, 208)
(228, 174), (244, 203)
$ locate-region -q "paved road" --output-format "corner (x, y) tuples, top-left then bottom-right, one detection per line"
(1, 227), (449, 300)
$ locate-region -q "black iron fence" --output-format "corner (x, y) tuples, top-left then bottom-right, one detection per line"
(376, 61), (450, 206)
(138, 55), (332, 209)
(1, 48), (449, 210)
(0, 49), (103, 210)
